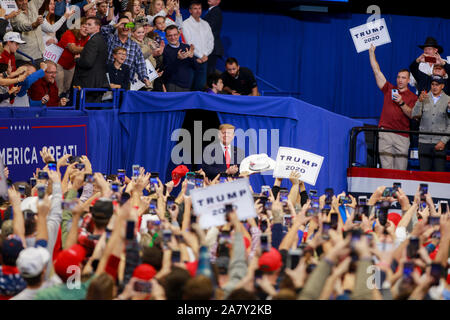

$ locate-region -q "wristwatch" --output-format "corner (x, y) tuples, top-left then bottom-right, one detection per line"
(399, 101), (405, 107)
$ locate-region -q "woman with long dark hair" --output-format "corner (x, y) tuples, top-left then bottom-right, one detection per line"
(40, 0), (75, 51)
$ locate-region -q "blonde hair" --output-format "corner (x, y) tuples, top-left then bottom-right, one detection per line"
(219, 123), (235, 131)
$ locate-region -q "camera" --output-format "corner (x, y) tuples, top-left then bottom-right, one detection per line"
(132, 164), (140, 177)
(339, 196), (350, 205)
(37, 171), (49, 180)
(117, 169), (126, 183)
(261, 185), (271, 197)
(84, 173), (94, 183)
(47, 161), (57, 172)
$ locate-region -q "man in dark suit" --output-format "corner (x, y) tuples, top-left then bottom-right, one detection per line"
(203, 0), (224, 76)
(72, 17), (108, 103)
(200, 123), (244, 181)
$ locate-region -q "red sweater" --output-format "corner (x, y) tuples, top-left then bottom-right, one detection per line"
(28, 78), (60, 106)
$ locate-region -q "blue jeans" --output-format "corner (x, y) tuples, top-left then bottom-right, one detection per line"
(191, 60), (207, 92)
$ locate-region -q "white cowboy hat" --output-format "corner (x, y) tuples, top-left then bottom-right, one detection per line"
(239, 154), (276, 174)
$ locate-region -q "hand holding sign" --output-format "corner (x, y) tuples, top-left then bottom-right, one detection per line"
(350, 18), (391, 53)
(273, 147), (324, 186)
(190, 178), (256, 229)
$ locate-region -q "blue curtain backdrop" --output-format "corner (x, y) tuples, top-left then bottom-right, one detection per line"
(216, 11), (450, 118)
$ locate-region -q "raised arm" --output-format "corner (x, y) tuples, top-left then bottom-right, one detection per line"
(368, 44), (387, 90)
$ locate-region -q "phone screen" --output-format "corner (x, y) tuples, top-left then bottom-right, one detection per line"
(38, 171), (49, 180)
(171, 250), (181, 264)
(430, 263), (442, 286)
(132, 165), (140, 177)
(288, 249), (301, 269)
(424, 56), (436, 63)
(279, 190), (288, 203)
(117, 169), (125, 183)
(403, 262), (414, 277)
(330, 213), (338, 229)
(419, 184), (428, 200)
(150, 172), (159, 185)
(407, 237), (419, 259)
(126, 221), (135, 240)
(440, 201), (448, 214)
(134, 280), (152, 293)
(260, 234), (269, 252)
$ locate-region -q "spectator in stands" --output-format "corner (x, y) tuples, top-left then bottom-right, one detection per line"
(41, 0), (75, 52)
(13, 62), (49, 106)
(0, 8), (21, 42)
(56, 18), (89, 96)
(72, 17), (108, 102)
(29, 61), (68, 106)
(11, 0), (46, 67)
(410, 57), (450, 96)
(205, 73), (223, 94)
(107, 47), (130, 90)
(412, 75), (450, 172)
(96, 0), (115, 26)
(0, 63), (22, 106)
(0, 32), (25, 72)
(131, 23), (164, 91)
(0, 236), (26, 299)
(368, 44), (418, 170)
(182, 0), (214, 92)
(101, 15), (152, 87)
(11, 246), (61, 300)
(126, 0), (145, 22)
(146, 0), (182, 30)
(153, 16), (168, 44)
(162, 25), (195, 92)
(204, 0), (223, 76)
(409, 37), (445, 93)
(221, 57), (259, 96)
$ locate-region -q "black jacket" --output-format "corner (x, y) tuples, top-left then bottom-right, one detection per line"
(72, 33), (108, 89)
(409, 60), (450, 96)
(203, 6), (224, 57)
(200, 144), (244, 180)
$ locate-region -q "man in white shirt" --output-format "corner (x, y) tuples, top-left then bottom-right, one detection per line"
(182, 0), (214, 91)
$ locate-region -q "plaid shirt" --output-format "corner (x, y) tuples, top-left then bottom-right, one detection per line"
(101, 25), (149, 82)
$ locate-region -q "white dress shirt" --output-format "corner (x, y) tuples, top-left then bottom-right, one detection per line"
(182, 16), (214, 59)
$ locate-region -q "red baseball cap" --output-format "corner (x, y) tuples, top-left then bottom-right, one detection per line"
(133, 263), (157, 281)
(53, 244), (87, 282)
(258, 247), (282, 272)
(171, 165), (189, 187)
(388, 212), (402, 227)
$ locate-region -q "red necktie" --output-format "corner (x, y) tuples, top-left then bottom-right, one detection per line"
(224, 146), (231, 169)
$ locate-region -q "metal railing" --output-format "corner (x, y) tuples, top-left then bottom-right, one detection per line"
(349, 127), (450, 168)
(255, 75), (301, 99)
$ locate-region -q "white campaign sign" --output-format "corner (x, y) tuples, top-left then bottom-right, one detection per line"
(43, 44), (64, 64)
(130, 60), (159, 91)
(272, 147), (324, 186)
(349, 18), (391, 53)
(190, 178), (256, 229)
(1, 0), (18, 14)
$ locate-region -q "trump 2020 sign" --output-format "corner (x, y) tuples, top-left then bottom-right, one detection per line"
(0, 117), (88, 182)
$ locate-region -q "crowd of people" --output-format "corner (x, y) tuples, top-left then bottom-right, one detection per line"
(369, 37), (450, 172)
(0, 0), (259, 106)
(0, 141), (449, 300)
